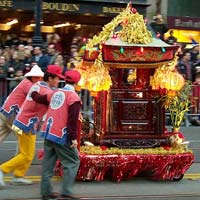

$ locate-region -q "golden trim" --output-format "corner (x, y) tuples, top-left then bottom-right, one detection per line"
(83, 60), (171, 69)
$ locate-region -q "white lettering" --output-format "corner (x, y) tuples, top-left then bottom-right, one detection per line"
(174, 18), (200, 28)
(0, 0), (13, 7)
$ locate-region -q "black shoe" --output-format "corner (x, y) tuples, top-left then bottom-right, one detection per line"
(57, 194), (80, 199)
(42, 192), (59, 200)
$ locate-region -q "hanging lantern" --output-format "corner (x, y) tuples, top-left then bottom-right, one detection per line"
(75, 60), (90, 90)
(85, 54), (112, 93)
(150, 57), (184, 92)
(162, 71), (185, 91)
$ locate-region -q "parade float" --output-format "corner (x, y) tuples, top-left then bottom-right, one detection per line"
(39, 3), (194, 182)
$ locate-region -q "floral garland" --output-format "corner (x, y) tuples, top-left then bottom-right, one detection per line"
(80, 145), (192, 155)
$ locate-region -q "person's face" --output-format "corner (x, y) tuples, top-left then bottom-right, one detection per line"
(49, 76), (60, 88)
(184, 53), (191, 61)
(34, 47), (41, 55)
(47, 45), (55, 54)
(56, 55), (63, 61)
(0, 56), (6, 65)
(12, 52), (18, 59)
(193, 46), (199, 53)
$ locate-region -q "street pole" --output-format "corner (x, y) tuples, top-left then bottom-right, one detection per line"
(32, 0), (43, 47)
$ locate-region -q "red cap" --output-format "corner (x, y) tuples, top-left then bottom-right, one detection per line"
(65, 70), (81, 83)
(46, 65), (64, 79)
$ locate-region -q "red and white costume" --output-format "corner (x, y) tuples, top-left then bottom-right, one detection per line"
(13, 81), (53, 134)
(0, 79), (33, 118)
(41, 86), (81, 144)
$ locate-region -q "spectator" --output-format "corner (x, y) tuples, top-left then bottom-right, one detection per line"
(177, 43), (186, 58)
(7, 51), (24, 77)
(166, 30), (177, 45)
(53, 33), (63, 55)
(150, 14), (168, 41)
(190, 74), (200, 126)
(0, 55), (8, 79)
(0, 56), (8, 103)
(192, 54), (200, 82)
(2, 46), (12, 61)
(23, 48), (33, 66)
(30, 46), (49, 71)
(17, 44), (25, 62)
(46, 44), (59, 64)
(190, 44), (199, 64)
(176, 51), (192, 81)
(54, 54), (67, 74)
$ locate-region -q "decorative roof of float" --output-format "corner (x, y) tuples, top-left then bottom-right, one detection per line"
(75, 2), (180, 94)
(86, 3), (152, 49)
(83, 2), (178, 65)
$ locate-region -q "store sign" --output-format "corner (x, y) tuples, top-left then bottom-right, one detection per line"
(0, 0), (145, 16)
(42, 2), (125, 14)
(0, 0), (13, 8)
(42, 2), (80, 12)
(168, 16), (200, 30)
(102, 6), (124, 14)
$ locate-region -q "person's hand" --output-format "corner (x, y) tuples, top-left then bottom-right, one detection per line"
(71, 139), (78, 148)
(78, 113), (83, 122)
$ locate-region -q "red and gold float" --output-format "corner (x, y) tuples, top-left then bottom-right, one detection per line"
(39, 2), (194, 182)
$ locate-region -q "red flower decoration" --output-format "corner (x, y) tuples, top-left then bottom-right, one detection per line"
(178, 132), (185, 139)
(163, 146), (171, 150)
(131, 8), (137, 14)
(100, 146), (107, 151)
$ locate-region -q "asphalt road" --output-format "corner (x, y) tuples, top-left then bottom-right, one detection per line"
(1, 178), (200, 200)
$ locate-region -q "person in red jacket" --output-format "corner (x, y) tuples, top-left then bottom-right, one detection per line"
(40, 70), (81, 200)
(0, 65), (44, 143)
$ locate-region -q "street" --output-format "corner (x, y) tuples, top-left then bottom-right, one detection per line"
(0, 125), (200, 200)
(1, 177), (200, 200)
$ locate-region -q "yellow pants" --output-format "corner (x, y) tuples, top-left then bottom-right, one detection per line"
(0, 131), (36, 177)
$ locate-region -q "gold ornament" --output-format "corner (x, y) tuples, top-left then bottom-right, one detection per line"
(86, 3), (152, 50)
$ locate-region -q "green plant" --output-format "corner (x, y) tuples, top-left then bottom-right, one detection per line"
(163, 81), (192, 130)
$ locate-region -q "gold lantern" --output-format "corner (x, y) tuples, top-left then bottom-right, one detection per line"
(75, 60), (90, 90)
(85, 55), (112, 95)
(163, 71), (185, 91)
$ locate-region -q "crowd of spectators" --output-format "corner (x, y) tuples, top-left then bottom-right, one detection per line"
(176, 44), (200, 83)
(0, 33), (69, 103)
(176, 44), (200, 126)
